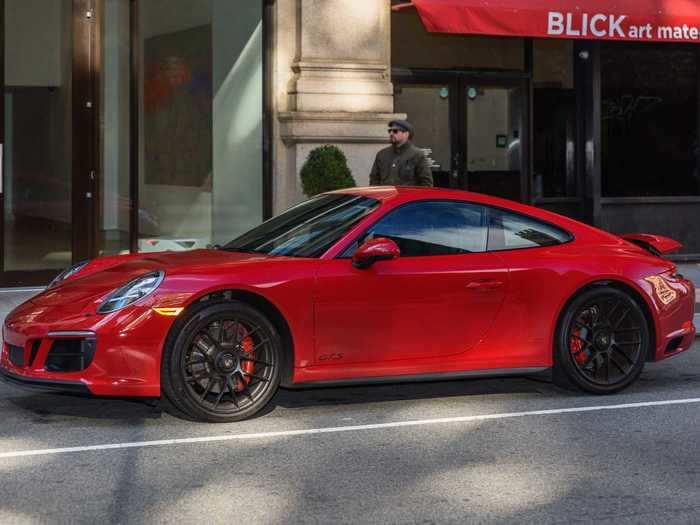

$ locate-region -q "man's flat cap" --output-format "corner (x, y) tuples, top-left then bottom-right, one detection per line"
(388, 119), (414, 135)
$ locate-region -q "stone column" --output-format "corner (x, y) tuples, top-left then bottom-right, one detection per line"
(274, 0), (404, 211)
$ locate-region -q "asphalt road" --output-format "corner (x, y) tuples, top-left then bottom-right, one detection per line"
(2, 343), (700, 525)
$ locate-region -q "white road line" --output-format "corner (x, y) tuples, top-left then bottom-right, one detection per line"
(0, 287), (44, 294)
(2, 397), (700, 460)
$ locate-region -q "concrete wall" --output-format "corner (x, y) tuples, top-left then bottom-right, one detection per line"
(600, 201), (700, 256)
(273, 0), (402, 213)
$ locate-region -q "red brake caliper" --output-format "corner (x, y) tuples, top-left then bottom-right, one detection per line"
(570, 328), (587, 365)
(235, 333), (255, 392)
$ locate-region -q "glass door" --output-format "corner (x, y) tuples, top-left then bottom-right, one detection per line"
(394, 81), (454, 188)
(393, 70), (528, 201)
(1, 0), (100, 286)
(463, 80), (527, 202)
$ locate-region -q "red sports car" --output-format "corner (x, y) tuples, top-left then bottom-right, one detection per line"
(1, 187), (696, 422)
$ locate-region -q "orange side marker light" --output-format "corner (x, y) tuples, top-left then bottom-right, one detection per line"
(152, 307), (184, 317)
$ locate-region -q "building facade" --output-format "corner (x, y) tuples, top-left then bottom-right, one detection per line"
(1, 0), (700, 287)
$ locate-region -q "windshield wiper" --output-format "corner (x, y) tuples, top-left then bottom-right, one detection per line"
(220, 247), (262, 254)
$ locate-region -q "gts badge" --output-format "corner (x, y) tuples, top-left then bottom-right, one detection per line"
(319, 353), (344, 361)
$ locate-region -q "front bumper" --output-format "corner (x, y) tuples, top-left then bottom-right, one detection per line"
(0, 300), (176, 397)
(0, 365), (90, 395)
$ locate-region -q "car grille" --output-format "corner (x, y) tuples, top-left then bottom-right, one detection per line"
(45, 338), (97, 372)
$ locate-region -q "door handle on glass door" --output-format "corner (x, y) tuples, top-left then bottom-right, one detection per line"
(465, 279), (503, 291)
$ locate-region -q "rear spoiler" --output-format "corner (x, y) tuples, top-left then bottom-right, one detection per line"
(620, 234), (683, 256)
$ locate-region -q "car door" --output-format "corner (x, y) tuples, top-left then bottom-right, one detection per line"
(313, 200), (509, 365)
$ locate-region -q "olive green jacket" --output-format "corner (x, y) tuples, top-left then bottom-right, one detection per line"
(369, 142), (434, 187)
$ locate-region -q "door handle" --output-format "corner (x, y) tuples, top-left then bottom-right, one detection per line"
(465, 279), (503, 291)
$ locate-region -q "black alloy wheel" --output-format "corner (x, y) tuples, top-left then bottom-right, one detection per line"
(161, 302), (282, 422)
(554, 287), (649, 394)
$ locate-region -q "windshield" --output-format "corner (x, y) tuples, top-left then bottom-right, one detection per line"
(224, 194), (379, 257)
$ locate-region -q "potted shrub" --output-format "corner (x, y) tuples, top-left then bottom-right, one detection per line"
(300, 145), (356, 197)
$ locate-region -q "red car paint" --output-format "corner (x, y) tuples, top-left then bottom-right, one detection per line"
(619, 233), (684, 255)
(1, 187), (695, 397)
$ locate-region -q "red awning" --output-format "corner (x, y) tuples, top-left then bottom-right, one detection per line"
(404, 0), (700, 43)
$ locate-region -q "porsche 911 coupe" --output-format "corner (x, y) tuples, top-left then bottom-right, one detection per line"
(1, 187), (695, 422)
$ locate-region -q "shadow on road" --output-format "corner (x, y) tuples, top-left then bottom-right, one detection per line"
(3, 351), (698, 424)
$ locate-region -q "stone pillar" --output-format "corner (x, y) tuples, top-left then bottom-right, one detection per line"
(274, 0), (404, 212)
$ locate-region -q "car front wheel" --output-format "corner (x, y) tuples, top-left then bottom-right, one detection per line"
(161, 301), (281, 422)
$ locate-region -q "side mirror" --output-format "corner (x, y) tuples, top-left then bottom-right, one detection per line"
(352, 238), (400, 269)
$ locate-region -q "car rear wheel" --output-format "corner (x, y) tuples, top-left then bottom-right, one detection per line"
(554, 287), (650, 394)
(161, 301), (281, 422)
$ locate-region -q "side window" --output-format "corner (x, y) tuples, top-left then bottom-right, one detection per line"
(488, 209), (571, 251)
(346, 201), (488, 257)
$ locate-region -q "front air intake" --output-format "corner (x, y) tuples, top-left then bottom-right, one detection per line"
(7, 344), (24, 367)
(45, 339), (96, 372)
(665, 336), (684, 355)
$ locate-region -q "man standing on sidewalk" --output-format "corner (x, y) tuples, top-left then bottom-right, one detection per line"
(369, 119), (434, 187)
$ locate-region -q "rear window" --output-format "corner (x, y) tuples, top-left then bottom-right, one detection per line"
(487, 209), (572, 251)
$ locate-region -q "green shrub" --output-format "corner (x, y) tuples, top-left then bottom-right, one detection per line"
(300, 145), (356, 197)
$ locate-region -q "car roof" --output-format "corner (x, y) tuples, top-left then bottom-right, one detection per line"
(328, 186), (477, 202)
(327, 186), (614, 243)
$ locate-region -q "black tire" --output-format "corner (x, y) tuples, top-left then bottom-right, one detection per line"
(554, 287), (650, 395)
(161, 301), (282, 422)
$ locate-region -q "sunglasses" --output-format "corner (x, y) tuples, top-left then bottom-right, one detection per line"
(388, 128), (406, 134)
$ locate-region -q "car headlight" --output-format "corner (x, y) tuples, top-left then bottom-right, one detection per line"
(48, 260), (90, 289)
(97, 271), (165, 314)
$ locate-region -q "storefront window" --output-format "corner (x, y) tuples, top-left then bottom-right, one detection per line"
(602, 42), (700, 197)
(4, 0), (73, 271)
(532, 39), (576, 199)
(101, 0), (131, 257)
(137, 0), (263, 252)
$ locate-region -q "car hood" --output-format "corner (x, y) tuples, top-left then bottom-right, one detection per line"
(31, 250), (283, 307)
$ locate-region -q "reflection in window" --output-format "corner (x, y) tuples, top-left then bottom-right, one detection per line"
(488, 209), (570, 251)
(364, 201), (488, 257)
(138, 1), (263, 253)
(4, 0), (74, 271)
(225, 194), (378, 258)
(466, 86), (524, 201)
(602, 42), (700, 197)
